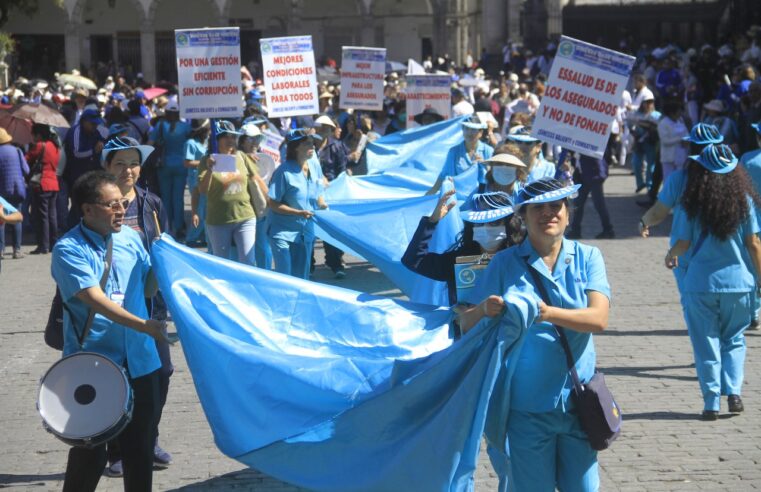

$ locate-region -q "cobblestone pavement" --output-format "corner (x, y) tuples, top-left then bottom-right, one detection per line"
(2, 167), (760, 491)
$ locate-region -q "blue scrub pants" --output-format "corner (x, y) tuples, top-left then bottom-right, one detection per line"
(506, 407), (599, 492)
(184, 168), (206, 244)
(157, 166), (187, 236)
(631, 143), (656, 190)
(270, 235), (313, 279)
(255, 216), (272, 270)
(682, 292), (750, 411)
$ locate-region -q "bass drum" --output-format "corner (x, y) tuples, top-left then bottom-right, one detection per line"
(37, 352), (133, 448)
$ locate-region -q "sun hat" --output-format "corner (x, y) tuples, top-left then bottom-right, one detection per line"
(0, 128), (12, 144)
(462, 114), (487, 130)
(214, 120), (242, 137)
(319, 91), (334, 100)
(314, 115), (336, 128)
(101, 136), (155, 166)
(484, 153), (527, 168)
(285, 128), (322, 144)
(506, 125), (540, 144)
(165, 101), (179, 112)
(241, 123), (262, 137)
(242, 116), (268, 127)
(459, 191), (514, 223)
(688, 143), (737, 174)
(514, 178), (581, 210)
(413, 107), (445, 125)
(702, 99), (726, 113)
(683, 123), (724, 145)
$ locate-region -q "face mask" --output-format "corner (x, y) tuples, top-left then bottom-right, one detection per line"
(492, 166), (517, 185)
(473, 225), (507, 251)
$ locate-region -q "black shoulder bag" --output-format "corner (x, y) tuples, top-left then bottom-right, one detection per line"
(525, 259), (621, 451)
(45, 237), (113, 350)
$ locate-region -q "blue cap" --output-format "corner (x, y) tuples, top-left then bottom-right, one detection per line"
(101, 136), (155, 166)
(135, 90), (145, 99)
(459, 192), (514, 223)
(80, 108), (104, 125)
(285, 128), (322, 144)
(214, 120), (242, 137)
(247, 89), (263, 100)
(108, 123), (129, 136)
(514, 178), (580, 209)
(683, 122), (724, 145)
(506, 125), (540, 143)
(462, 115), (487, 130)
(688, 143), (737, 174)
(242, 116), (268, 127)
(111, 92), (125, 102)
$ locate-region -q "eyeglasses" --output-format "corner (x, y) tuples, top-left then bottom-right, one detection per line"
(94, 198), (130, 211)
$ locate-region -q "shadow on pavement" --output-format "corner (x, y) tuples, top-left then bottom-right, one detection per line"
(599, 364), (696, 382)
(599, 329), (687, 337)
(0, 473), (65, 486)
(165, 468), (302, 491)
(624, 411), (741, 421)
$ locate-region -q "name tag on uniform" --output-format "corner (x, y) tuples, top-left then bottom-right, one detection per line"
(110, 291), (125, 307)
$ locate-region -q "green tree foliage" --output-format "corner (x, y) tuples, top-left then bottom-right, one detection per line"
(0, 0), (65, 28)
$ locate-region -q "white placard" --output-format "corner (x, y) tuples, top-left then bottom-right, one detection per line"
(255, 153), (278, 184)
(259, 36), (319, 118)
(340, 47), (386, 111)
(532, 36), (636, 159)
(211, 154), (237, 173)
(405, 75), (452, 128)
(259, 129), (284, 166)
(175, 28), (243, 119)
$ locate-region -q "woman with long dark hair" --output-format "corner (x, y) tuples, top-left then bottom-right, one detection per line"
(666, 144), (761, 420)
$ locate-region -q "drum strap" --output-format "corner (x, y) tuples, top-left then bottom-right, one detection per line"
(75, 236), (114, 347)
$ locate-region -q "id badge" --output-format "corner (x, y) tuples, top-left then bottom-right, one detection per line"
(110, 291), (125, 307)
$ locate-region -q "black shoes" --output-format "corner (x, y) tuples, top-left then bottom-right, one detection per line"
(728, 395), (744, 413)
(30, 248), (49, 255)
(701, 410), (719, 421)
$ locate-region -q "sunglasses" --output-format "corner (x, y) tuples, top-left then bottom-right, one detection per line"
(94, 198), (130, 211)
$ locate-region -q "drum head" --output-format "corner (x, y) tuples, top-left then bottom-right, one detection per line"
(38, 353), (129, 440)
(255, 153), (277, 183)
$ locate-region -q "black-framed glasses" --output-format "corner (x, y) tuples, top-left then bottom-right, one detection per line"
(94, 198), (130, 211)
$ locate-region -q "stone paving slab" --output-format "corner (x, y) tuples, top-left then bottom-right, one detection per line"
(1, 168), (760, 491)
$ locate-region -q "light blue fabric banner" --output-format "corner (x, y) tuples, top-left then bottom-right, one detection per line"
(364, 115), (467, 180)
(151, 235), (530, 491)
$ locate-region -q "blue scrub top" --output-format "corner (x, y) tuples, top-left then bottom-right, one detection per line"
(438, 141), (494, 181)
(0, 195), (18, 216)
(673, 199), (760, 293)
(741, 149), (761, 211)
(184, 138), (208, 182)
(657, 170), (694, 277)
(51, 222), (161, 378)
(267, 157), (325, 242)
(466, 238), (611, 413)
(150, 120), (192, 167)
(527, 154), (557, 183)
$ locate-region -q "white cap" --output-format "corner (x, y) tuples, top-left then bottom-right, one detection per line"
(241, 123), (262, 137)
(166, 101), (179, 112)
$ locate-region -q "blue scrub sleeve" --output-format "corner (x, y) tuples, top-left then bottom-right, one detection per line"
(742, 200), (761, 237)
(584, 246), (612, 301)
(0, 195), (18, 214)
(657, 170), (684, 207)
(52, 244), (100, 302)
(149, 123), (162, 143)
(671, 210), (694, 242)
(183, 140), (196, 161)
(438, 146), (458, 181)
(268, 166), (289, 202)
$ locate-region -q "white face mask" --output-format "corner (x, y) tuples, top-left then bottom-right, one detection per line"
(492, 166), (517, 185)
(473, 225), (507, 251)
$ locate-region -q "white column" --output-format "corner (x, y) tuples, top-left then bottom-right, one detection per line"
(140, 23), (156, 83)
(65, 21), (82, 71)
(481, 0), (506, 52)
(546, 0), (563, 38)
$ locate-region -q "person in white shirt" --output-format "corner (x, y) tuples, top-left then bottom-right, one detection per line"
(657, 100), (690, 182)
(452, 88), (475, 117)
(628, 74), (655, 113)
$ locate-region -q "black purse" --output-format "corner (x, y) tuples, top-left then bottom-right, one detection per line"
(525, 261), (621, 451)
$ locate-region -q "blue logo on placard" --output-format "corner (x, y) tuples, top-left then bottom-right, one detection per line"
(176, 33), (189, 47)
(458, 268), (476, 286)
(559, 41), (574, 57)
(261, 42), (271, 54)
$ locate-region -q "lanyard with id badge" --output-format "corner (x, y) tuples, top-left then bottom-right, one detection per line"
(76, 225), (115, 346)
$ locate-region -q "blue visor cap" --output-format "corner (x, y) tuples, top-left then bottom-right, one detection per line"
(108, 123), (129, 136)
(506, 125), (540, 143)
(286, 128), (323, 144)
(81, 109), (104, 125)
(459, 191), (514, 223)
(101, 136), (155, 166)
(689, 143), (738, 174)
(462, 115), (487, 130)
(514, 178), (581, 209)
(752, 122), (761, 136)
(683, 122), (724, 145)
(215, 120), (242, 136)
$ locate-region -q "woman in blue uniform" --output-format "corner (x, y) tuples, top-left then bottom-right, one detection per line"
(427, 115), (494, 194)
(460, 178), (611, 492)
(267, 129), (327, 279)
(665, 144), (761, 420)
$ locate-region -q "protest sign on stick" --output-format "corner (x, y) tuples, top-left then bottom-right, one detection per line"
(532, 36), (635, 158)
(340, 47), (386, 111)
(405, 75), (452, 128)
(260, 35), (319, 118)
(175, 28), (243, 119)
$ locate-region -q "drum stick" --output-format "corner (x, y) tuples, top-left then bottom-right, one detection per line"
(152, 211), (162, 241)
